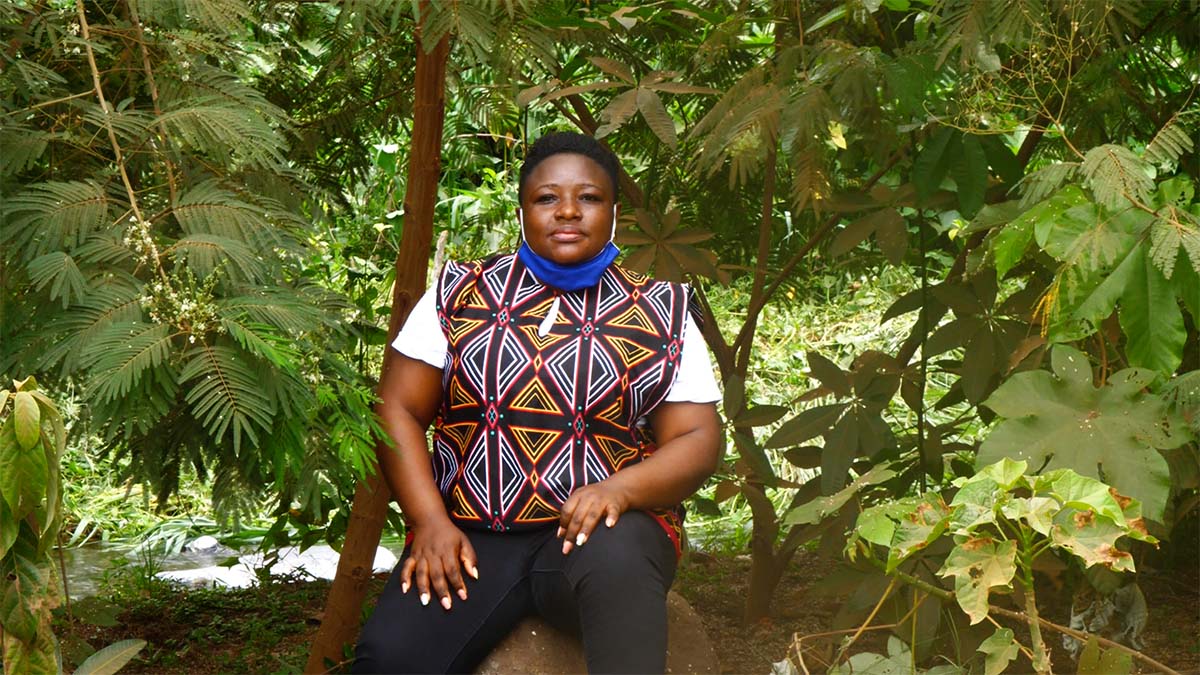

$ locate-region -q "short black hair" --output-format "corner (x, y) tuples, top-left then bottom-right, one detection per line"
(518, 131), (621, 203)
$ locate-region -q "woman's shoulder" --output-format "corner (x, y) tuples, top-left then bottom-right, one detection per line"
(610, 263), (689, 294)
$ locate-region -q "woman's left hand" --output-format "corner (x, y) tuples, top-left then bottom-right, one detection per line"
(557, 479), (631, 554)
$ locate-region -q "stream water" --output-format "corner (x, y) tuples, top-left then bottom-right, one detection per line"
(57, 544), (238, 600)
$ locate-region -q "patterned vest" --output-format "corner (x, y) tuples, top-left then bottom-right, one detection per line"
(432, 253), (689, 542)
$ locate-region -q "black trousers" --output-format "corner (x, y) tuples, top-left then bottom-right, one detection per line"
(352, 511), (678, 674)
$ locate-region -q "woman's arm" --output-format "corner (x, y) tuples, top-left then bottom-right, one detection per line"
(376, 353), (478, 610)
(556, 401), (721, 553)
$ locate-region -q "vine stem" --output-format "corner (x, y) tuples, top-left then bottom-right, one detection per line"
(75, 0), (169, 283)
(865, 554), (1183, 675)
(127, 1), (178, 207)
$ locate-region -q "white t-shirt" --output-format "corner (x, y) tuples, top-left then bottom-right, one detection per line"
(392, 285), (722, 403)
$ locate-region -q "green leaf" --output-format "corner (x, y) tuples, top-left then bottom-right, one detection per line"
(26, 251), (88, 308)
(0, 417), (46, 516)
(732, 430), (775, 484)
(1048, 471), (1125, 524)
(807, 352), (851, 397)
(0, 499), (16, 559)
(953, 134), (988, 217)
(913, 127), (958, 203)
(991, 213), (1035, 279)
(74, 639), (148, 675)
(886, 494), (951, 572)
(974, 458), (1028, 489)
(1000, 496), (1058, 536)
(1071, 241), (1143, 324)
(785, 464), (896, 525)
(736, 404), (789, 428)
(978, 627), (1018, 675)
(979, 346), (1176, 520)
(1028, 185), (1091, 251)
(1077, 635), (1133, 675)
(1050, 508), (1137, 572)
(765, 404), (844, 448)
(1081, 144), (1153, 210)
(12, 392), (40, 451)
(1148, 206), (1200, 279)
(938, 537), (1016, 624)
(1120, 248), (1186, 374)
(821, 413), (860, 494)
(961, 327), (998, 404)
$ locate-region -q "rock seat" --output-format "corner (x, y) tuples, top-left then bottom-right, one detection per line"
(475, 591), (718, 674)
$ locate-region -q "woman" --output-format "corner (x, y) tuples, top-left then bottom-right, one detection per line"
(354, 132), (721, 674)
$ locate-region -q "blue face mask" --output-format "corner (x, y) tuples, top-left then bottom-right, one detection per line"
(517, 206), (619, 292)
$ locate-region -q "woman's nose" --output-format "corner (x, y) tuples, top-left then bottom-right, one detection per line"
(555, 199), (581, 219)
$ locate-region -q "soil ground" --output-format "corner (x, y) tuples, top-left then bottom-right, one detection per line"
(57, 550), (1199, 674)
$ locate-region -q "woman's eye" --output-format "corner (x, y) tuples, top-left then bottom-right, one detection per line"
(581, 194), (601, 202)
(535, 194), (555, 203)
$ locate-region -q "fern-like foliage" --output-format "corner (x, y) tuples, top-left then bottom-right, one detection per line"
(82, 322), (177, 404)
(1017, 162), (1079, 208)
(1149, 207), (1200, 278)
(179, 345), (275, 454)
(168, 234), (269, 284)
(1, 180), (110, 257)
(158, 97), (288, 170)
(1144, 112), (1196, 168)
(26, 252), (87, 308)
(131, 0), (252, 34)
(171, 180), (290, 250)
(1080, 144), (1153, 209)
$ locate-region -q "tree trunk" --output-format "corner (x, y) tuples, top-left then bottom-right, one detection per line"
(303, 29), (451, 675)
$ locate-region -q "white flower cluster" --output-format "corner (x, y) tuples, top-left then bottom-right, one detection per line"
(139, 271), (222, 343)
(122, 215), (161, 268)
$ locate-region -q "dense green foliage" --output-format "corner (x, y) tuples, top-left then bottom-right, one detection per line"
(2, 0), (1197, 671)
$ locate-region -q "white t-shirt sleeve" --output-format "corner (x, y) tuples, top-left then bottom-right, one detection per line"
(665, 313), (722, 403)
(390, 286), (447, 369)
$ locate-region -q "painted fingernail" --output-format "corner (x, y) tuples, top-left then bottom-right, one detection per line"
(401, 581), (410, 594)
(420, 592), (430, 606)
(562, 540), (573, 555)
(576, 533), (587, 546)
(441, 596), (452, 610)
(606, 516), (616, 527)
(458, 588), (468, 601)
(468, 565), (479, 580)
(556, 527), (564, 538)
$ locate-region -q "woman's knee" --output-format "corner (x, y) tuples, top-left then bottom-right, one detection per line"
(568, 512), (676, 589)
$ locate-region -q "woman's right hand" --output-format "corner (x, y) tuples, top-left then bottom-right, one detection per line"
(400, 517), (478, 611)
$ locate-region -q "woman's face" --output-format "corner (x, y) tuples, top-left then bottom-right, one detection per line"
(518, 153), (618, 265)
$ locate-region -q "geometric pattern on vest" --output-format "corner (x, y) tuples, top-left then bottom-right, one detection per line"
(432, 253), (689, 536)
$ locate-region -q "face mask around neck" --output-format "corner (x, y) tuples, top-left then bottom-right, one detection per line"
(517, 206), (619, 292)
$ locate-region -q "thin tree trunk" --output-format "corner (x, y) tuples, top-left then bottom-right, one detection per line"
(304, 29), (451, 675)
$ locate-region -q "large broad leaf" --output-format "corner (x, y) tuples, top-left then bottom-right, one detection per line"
(913, 127), (958, 203)
(938, 536), (1016, 624)
(636, 87), (677, 149)
(1049, 508), (1137, 572)
(11, 391), (40, 450)
(74, 639), (148, 675)
(978, 345), (1182, 520)
(1119, 248), (1186, 374)
(0, 417), (46, 516)
(953, 133), (988, 217)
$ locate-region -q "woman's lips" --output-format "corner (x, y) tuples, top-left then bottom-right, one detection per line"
(549, 229), (584, 242)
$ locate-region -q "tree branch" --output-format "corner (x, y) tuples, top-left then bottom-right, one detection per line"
(77, 0), (168, 283)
